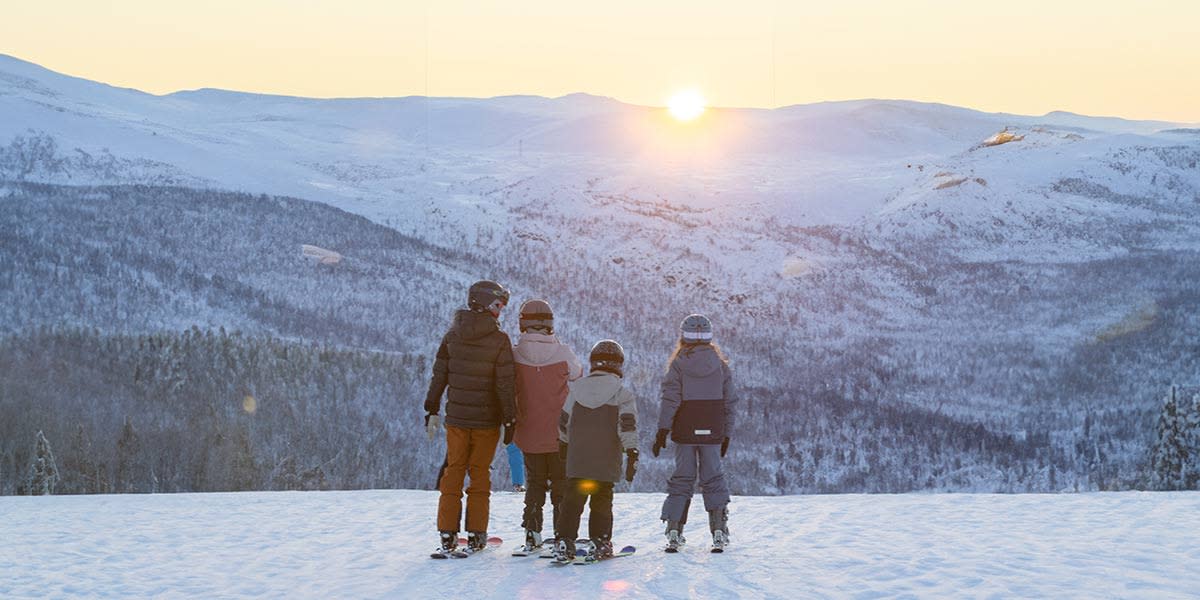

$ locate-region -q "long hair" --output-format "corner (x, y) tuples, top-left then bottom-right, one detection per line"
(664, 339), (728, 373)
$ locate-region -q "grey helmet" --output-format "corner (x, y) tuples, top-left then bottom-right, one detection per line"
(519, 299), (554, 333)
(589, 339), (625, 377)
(680, 314), (713, 344)
(467, 280), (510, 313)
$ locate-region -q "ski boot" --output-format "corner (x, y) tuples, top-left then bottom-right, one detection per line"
(515, 529), (542, 555)
(588, 535), (614, 561)
(431, 530), (458, 558)
(553, 537), (576, 563)
(466, 531), (488, 553)
(709, 508), (730, 553)
(664, 520), (686, 553)
(539, 536), (560, 558)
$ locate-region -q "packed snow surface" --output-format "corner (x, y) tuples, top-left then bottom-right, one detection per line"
(2, 489), (1198, 598)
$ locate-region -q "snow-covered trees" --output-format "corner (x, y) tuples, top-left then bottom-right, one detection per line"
(26, 430), (59, 495)
(3, 179), (1200, 495)
(1150, 387), (1200, 491)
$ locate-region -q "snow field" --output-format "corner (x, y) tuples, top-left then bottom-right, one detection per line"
(2, 490), (1198, 599)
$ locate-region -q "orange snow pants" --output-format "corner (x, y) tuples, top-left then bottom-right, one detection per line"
(437, 425), (501, 533)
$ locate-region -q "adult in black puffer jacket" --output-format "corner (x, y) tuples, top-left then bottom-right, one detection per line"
(424, 280), (517, 554)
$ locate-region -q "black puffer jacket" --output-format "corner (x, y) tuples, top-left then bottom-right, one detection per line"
(424, 309), (516, 429)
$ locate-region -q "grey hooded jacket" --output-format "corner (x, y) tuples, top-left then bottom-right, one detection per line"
(657, 345), (735, 445)
(558, 371), (638, 482)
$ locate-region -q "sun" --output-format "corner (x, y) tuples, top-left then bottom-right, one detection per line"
(667, 89), (706, 121)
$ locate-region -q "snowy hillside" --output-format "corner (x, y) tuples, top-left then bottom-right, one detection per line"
(3, 54), (1200, 495)
(2, 489), (1198, 598)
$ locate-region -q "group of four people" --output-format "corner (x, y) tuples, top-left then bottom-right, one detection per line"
(423, 280), (737, 560)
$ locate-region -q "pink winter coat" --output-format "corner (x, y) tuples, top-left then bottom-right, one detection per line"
(512, 332), (583, 453)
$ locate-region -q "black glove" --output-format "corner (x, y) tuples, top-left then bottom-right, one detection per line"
(720, 436), (730, 458)
(502, 420), (515, 445)
(625, 448), (639, 482)
(652, 429), (669, 457)
(558, 441), (569, 461)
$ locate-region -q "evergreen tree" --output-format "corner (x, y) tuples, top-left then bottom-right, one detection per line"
(27, 430), (59, 495)
(1149, 387), (1196, 491)
(1183, 392), (1200, 490)
(62, 424), (99, 494)
(115, 417), (142, 493)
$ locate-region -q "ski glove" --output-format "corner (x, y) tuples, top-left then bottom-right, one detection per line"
(652, 428), (669, 457)
(625, 448), (639, 482)
(425, 413), (441, 441)
(720, 436), (730, 458)
(502, 420), (516, 445)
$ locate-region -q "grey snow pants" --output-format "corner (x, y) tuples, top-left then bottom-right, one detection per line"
(660, 443), (730, 525)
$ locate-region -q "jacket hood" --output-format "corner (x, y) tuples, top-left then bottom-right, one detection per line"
(676, 345), (723, 378)
(569, 372), (623, 409)
(452, 309), (499, 341)
(513, 332), (565, 366)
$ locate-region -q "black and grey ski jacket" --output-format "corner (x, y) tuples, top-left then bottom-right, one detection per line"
(424, 308), (516, 429)
(656, 345), (735, 445)
(558, 371), (638, 482)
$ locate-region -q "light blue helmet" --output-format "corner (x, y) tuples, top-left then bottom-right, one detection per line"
(680, 314), (713, 344)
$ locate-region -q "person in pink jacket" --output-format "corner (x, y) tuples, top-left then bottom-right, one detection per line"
(511, 299), (583, 555)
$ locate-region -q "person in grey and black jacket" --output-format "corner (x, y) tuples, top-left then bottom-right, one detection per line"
(554, 339), (639, 562)
(653, 314), (736, 552)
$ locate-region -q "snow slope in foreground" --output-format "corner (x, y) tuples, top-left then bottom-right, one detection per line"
(2, 490), (1198, 599)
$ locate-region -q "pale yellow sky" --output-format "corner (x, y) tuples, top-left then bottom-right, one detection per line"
(2, 0), (1198, 122)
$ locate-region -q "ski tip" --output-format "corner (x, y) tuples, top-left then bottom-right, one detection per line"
(620, 545), (636, 554)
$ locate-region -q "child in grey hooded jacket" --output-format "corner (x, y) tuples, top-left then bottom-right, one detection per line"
(653, 314), (736, 551)
(555, 339), (639, 561)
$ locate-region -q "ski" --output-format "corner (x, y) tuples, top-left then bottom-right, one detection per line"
(548, 540), (591, 565)
(451, 540), (506, 556)
(511, 543), (544, 557)
(429, 537), (472, 559)
(573, 545), (637, 565)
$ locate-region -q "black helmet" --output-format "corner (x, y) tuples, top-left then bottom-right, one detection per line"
(589, 339), (625, 377)
(468, 280), (510, 313)
(519, 299), (554, 333)
(680, 314), (713, 344)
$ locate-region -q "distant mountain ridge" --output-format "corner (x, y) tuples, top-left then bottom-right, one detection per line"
(3, 53), (1200, 494)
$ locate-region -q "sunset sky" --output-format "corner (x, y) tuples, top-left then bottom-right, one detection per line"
(3, 0), (1198, 122)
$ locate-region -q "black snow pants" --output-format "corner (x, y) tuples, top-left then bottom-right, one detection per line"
(558, 478), (614, 543)
(521, 451), (566, 538)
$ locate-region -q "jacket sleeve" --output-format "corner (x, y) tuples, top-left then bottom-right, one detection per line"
(558, 392), (575, 444)
(722, 362), (736, 434)
(617, 388), (638, 451)
(423, 333), (451, 414)
(656, 360), (682, 431)
(564, 346), (584, 381)
(494, 335), (516, 423)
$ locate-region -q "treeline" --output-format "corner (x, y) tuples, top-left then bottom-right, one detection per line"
(0, 327), (434, 495)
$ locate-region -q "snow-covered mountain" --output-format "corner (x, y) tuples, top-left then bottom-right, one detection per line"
(3, 53), (1199, 494)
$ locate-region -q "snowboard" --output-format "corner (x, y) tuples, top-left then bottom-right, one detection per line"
(429, 536), (503, 559)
